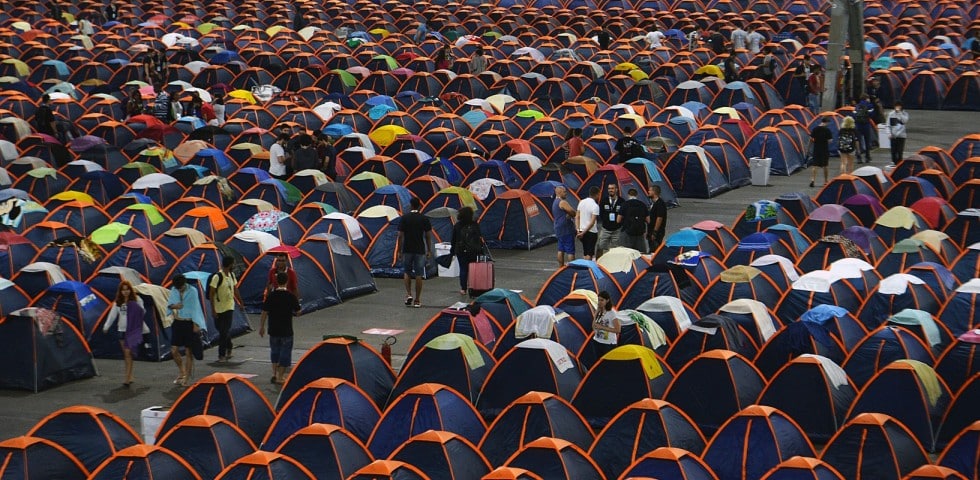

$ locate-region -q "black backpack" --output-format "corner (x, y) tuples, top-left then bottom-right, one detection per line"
(838, 130), (857, 153)
(854, 103), (870, 123)
(623, 200), (647, 236)
(459, 222), (483, 254)
(206, 271), (224, 300)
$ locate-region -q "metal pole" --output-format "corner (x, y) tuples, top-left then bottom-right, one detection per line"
(822, 0), (849, 112)
(847, 0), (866, 102)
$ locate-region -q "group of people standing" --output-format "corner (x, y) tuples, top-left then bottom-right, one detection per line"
(552, 183), (667, 266)
(103, 254), (302, 388)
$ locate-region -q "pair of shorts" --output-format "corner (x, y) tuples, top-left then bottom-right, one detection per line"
(556, 234), (575, 254)
(597, 227), (622, 252)
(579, 231), (598, 257)
(402, 253), (426, 278)
(269, 336), (293, 367)
(170, 320), (197, 347)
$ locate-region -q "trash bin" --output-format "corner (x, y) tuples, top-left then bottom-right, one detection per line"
(435, 242), (458, 277)
(878, 125), (891, 150)
(141, 406), (169, 444)
(750, 157), (772, 186)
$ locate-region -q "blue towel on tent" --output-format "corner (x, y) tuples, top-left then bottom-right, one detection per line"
(801, 304), (848, 325)
(368, 104), (396, 121)
(322, 124), (353, 137)
(568, 259), (605, 280)
(122, 192), (153, 204)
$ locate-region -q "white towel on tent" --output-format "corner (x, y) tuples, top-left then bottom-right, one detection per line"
(801, 354), (849, 389)
(21, 262), (67, 285)
(719, 299), (777, 341)
(515, 306), (556, 339)
(751, 255), (800, 281)
(617, 310), (668, 350)
(597, 247), (642, 274)
(325, 212), (364, 241)
(877, 273), (925, 295)
(134, 283), (173, 328)
(828, 257), (875, 279)
(688, 325), (718, 335)
(516, 338), (574, 373)
(792, 270), (841, 293)
(638, 296), (692, 332)
(955, 278), (980, 294)
(232, 230), (281, 253)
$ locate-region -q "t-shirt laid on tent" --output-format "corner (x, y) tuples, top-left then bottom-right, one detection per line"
(263, 289), (299, 337)
(399, 210), (432, 254)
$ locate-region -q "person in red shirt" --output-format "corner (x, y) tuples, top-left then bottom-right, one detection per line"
(563, 128), (585, 160)
(267, 253), (298, 297)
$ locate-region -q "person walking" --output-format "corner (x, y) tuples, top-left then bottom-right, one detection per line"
(887, 101), (909, 165)
(596, 183), (625, 258)
(259, 272), (300, 385)
(102, 281), (149, 387)
(399, 197), (433, 308)
(209, 255), (243, 363)
(552, 186), (577, 267)
(619, 188), (649, 253)
(809, 117), (833, 187)
(576, 186), (600, 260)
(167, 274), (206, 387)
(450, 206), (483, 295)
(591, 290), (621, 358)
(647, 185), (667, 252)
(837, 116), (859, 174)
(853, 95), (876, 163)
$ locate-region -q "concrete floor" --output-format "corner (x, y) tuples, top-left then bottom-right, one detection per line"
(0, 110), (976, 440)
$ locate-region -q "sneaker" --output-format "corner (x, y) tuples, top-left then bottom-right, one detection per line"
(218, 356), (226, 362)
(809, 181), (815, 188)
(404, 295), (413, 306)
(413, 301), (422, 308)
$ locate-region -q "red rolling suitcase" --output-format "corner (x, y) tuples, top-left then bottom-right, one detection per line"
(467, 255), (494, 297)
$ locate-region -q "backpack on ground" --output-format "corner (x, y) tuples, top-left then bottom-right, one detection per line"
(838, 130), (857, 153)
(854, 103), (870, 123)
(459, 222), (483, 254)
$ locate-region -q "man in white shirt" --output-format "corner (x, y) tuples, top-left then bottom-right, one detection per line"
(268, 133), (289, 179)
(575, 186), (600, 260)
(731, 26), (747, 50)
(747, 28), (765, 54)
(645, 30), (665, 49)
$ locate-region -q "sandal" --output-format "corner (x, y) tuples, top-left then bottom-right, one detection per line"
(173, 375), (185, 385)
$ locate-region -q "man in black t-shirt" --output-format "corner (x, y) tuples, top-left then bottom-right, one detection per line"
(259, 272), (300, 385)
(619, 188), (649, 253)
(597, 183), (624, 259)
(647, 185), (667, 251)
(809, 117), (833, 188)
(33, 94), (56, 136)
(399, 197), (433, 308)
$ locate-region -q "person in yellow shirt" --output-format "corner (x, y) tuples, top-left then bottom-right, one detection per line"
(209, 256), (243, 362)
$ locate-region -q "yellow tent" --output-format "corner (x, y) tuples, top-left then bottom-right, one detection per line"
(485, 94), (516, 114)
(369, 28), (390, 38)
(614, 62), (639, 71)
(266, 25), (287, 37)
(228, 89), (257, 104)
(1, 59), (28, 77)
(694, 65), (724, 79)
(602, 344), (665, 379)
(196, 23), (218, 35)
(629, 69), (649, 81)
(49, 191), (96, 205)
(369, 125), (410, 147)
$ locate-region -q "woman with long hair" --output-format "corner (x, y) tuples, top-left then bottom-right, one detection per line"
(592, 290), (621, 358)
(838, 116), (859, 174)
(102, 281), (148, 387)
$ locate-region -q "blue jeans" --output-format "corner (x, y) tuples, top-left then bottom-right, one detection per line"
(402, 253), (426, 278)
(269, 336), (293, 367)
(807, 93), (820, 113)
(856, 123), (874, 159)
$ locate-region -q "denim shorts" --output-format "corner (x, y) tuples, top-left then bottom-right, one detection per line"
(402, 253), (426, 278)
(269, 336), (293, 367)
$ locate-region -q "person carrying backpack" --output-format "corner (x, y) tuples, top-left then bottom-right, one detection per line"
(451, 206), (483, 296)
(209, 255), (243, 363)
(853, 95), (876, 163)
(837, 116), (859, 174)
(619, 188), (649, 253)
(152, 85), (173, 123)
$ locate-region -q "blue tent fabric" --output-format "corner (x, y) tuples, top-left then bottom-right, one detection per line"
(264, 378), (380, 448)
(367, 384), (485, 459)
(702, 406), (815, 480)
(0, 309), (96, 392)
